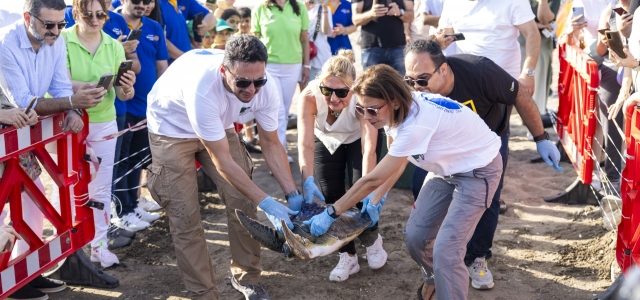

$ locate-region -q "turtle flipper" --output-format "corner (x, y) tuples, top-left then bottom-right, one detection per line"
(236, 209), (285, 253)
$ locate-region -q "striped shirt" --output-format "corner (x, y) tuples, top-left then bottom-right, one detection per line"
(0, 20), (73, 109)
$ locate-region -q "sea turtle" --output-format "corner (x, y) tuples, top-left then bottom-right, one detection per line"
(235, 202), (372, 260)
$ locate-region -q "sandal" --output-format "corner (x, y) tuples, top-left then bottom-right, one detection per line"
(417, 282), (436, 300)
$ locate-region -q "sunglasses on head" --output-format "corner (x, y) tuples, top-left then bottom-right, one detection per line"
(225, 67), (268, 88)
(355, 103), (387, 117)
(83, 11), (108, 20)
(319, 85), (350, 98)
(31, 14), (67, 30)
(131, 0), (152, 5)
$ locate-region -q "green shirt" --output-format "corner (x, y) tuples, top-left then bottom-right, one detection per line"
(252, 1), (309, 64)
(61, 25), (125, 123)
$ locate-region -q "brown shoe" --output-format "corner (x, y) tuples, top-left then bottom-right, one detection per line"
(417, 282), (436, 300)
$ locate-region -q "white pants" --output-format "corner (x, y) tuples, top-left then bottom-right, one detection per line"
(267, 63), (302, 150)
(0, 177), (46, 258)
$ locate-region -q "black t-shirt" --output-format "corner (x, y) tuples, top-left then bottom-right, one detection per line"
(446, 54), (519, 137)
(353, 0), (408, 49)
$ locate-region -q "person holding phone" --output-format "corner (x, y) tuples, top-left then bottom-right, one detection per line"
(159, 0), (216, 61)
(326, 0), (355, 54)
(62, 0), (137, 268)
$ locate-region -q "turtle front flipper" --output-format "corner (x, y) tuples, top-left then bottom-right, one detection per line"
(236, 209), (285, 253)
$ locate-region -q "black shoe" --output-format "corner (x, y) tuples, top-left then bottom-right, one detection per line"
(541, 113), (553, 128)
(107, 225), (135, 239)
(108, 235), (133, 250)
(7, 284), (48, 300)
(28, 275), (66, 293)
(230, 277), (271, 300)
(245, 142), (262, 154)
(499, 199), (507, 214)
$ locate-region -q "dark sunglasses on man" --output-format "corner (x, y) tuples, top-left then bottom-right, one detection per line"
(225, 67), (268, 88)
(31, 14), (67, 30)
(319, 85), (350, 98)
(131, 0), (153, 5)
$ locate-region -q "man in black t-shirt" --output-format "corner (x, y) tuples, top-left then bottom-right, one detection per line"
(352, 0), (414, 75)
(403, 39), (561, 297)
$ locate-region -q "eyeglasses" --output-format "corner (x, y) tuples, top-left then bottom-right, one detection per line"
(319, 85), (350, 98)
(30, 14), (67, 30)
(131, 0), (153, 5)
(225, 67), (268, 88)
(355, 103), (387, 117)
(404, 62), (444, 88)
(83, 11), (108, 20)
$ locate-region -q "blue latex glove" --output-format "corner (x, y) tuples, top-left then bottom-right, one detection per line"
(536, 139), (563, 172)
(360, 192), (387, 227)
(287, 194), (304, 213)
(303, 176), (325, 203)
(302, 209), (336, 236)
(258, 196), (298, 233)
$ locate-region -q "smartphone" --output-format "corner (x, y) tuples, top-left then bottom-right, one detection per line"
(127, 29), (142, 41)
(598, 28), (608, 35)
(613, 6), (627, 16)
(374, 0), (389, 7)
(206, 0), (216, 3)
(25, 97), (37, 114)
(606, 30), (627, 58)
(192, 13), (204, 43)
(114, 60), (133, 87)
(96, 74), (114, 91)
(573, 7), (585, 23)
(445, 33), (465, 41)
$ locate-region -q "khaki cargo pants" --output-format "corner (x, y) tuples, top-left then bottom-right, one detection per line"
(147, 129), (260, 300)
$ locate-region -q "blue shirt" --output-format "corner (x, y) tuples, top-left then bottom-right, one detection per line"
(65, 6), (132, 115)
(0, 21), (73, 108)
(160, 0), (209, 60)
(121, 16), (169, 117)
(327, 0), (353, 55)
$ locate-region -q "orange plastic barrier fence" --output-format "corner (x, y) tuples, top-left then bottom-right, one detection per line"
(619, 107), (640, 273)
(555, 40), (599, 184)
(0, 112), (94, 297)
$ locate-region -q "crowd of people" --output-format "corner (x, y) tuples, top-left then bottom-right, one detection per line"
(0, 0), (635, 299)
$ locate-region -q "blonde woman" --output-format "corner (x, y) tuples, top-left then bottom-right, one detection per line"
(297, 50), (387, 281)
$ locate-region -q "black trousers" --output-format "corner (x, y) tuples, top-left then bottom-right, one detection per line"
(313, 129), (383, 254)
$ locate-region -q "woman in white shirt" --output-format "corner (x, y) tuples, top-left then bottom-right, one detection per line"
(297, 50), (386, 282)
(303, 64), (503, 300)
(305, 0), (333, 81)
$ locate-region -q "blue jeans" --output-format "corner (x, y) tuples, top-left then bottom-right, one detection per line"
(361, 46), (406, 75)
(411, 133), (509, 265)
(114, 113), (150, 217)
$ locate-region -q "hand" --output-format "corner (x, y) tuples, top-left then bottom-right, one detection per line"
(303, 176), (325, 204)
(609, 88), (631, 120)
(620, 13), (634, 38)
(62, 110), (84, 133)
(609, 47), (638, 68)
(0, 225), (21, 254)
(258, 196), (297, 233)
(434, 29), (454, 50)
(370, 4), (388, 18)
(287, 194), (304, 213)
(118, 35), (140, 55)
(623, 96), (640, 117)
(25, 109), (38, 126)
(386, 2), (401, 17)
(360, 192), (387, 227)
(205, 2), (217, 12)
(119, 70), (136, 91)
(196, 23), (207, 37)
(333, 23), (346, 37)
(302, 209), (336, 236)
(518, 75), (535, 97)
(598, 30), (609, 47)
(300, 67), (310, 86)
(72, 83), (107, 109)
(536, 139), (562, 171)
(0, 108), (31, 129)
(570, 15), (587, 33)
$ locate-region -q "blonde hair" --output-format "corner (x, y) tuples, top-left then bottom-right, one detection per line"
(317, 50), (356, 87)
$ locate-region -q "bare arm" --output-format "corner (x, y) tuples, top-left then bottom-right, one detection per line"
(321, 5), (332, 35)
(301, 30), (310, 66)
(514, 85), (545, 137)
(128, 53), (141, 74)
(166, 39), (185, 60)
(517, 20), (541, 75)
(258, 123), (300, 194)
(596, 7), (612, 57)
(352, 1), (379, 27)
(422, 12), (440, 27)
(536, 0), (555, 25)
(298, 90), (318, 180)
(203, 11), (217, 31)
(155, 60), (169, 79)
(398, 0), (414, 23)
(359, 113), (379, 176)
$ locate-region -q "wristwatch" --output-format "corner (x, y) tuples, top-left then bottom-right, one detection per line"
(284, 190), (301, 200)
(399, 9), (405, 16)
(525, 69), (536, 77)
(533, 131), (550, 142)
(327, 205), (339, 219)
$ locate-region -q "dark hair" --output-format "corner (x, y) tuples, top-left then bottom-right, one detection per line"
(404, 39), (447, 69)
(238, 7), (251, 19)
(264, 0), (300, 16)
(72, 0), (109, 24)
(24, 0), (66, 16)
(221, 8), (240, 21)
(224, 34), (268, 68)
(146, 0), (164, 25)
(353, 64), (415, 128)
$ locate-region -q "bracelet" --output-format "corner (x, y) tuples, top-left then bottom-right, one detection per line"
(303, 64), (311, 69)
(123, 88), (133, 96)
(68, 95), (73, 109)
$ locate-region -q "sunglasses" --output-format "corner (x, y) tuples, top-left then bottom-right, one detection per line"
(31, 14), (67, 30)
(83, 11), (108, 20)
(404, 62), (444, 88)
(355, 103), (387, 117)
(319, 85), (350, 98)
(225, 67), (268, 88)
(131, 0), (153, 5)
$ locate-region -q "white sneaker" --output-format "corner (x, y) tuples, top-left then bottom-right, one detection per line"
(118, 213), (150, 232)
(329, 252), (360, 282)
(135, 207), (160, 223)
(365, 234), (387, 269)
(468, 257), (494, 290)
(138, 195), (162, 212)
(90, 245), (119, 268)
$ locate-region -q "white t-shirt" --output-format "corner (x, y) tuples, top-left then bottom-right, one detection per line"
(147, 49), (280, 142)
(308, 5), (333, 70)
(422, 0), (457, 56)
(386, 92), (501, 176)
(439, 0), (534, 78)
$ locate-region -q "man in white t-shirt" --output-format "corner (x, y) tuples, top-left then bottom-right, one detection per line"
(420, 0), (457, 55)
(437, 0), (540, 96)
(146, 35), (313, 300)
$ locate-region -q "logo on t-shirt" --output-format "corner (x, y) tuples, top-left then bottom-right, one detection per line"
(461, 100), (478, 114)
(240, 107), (251, 115)
(112, 28), (122, 36)
(411, 154), (425, 161)
(421, 94), (462, 113)
(146, 34), (160, 41)
(195, 49), (213, 55)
